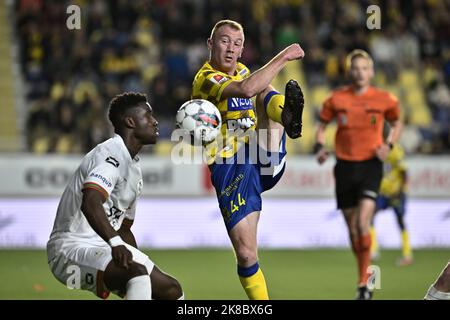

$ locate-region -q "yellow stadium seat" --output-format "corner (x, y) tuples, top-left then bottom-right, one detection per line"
(154, 139), (174, 156)
(32, 137), (51, 154)
(387, 85), (401, 102)
(55, 136), (70, 154)
(324, 123), (337, 151)
(55, 134), (81, 154)
(405, 90), (425, 105)
(310, 85), (331, 110)
(399, 69), (420, 88)
(374, 70), (387, 87)
(408, 103), (432, 126)
(285, 137), (297, 155)
(296, 127), (315, 153)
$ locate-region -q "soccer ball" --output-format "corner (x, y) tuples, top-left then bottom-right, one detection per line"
(175, 99), (222, 145)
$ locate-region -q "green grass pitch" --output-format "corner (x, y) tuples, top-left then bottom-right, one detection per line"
(0, 249), (448, 300)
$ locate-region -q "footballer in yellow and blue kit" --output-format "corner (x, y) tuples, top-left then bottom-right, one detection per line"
(192, 61), (287, 231)
(371, 144), (413, 264)
(376, 144), (407, 218)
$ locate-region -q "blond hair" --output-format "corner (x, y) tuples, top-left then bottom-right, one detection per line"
(345, 49), (374, 72)
(210, 20), (244, 40)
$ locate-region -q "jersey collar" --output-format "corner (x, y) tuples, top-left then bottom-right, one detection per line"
(113, 134), (140, 163)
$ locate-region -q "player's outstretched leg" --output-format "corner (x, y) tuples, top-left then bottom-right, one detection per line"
(281, 79), (304, 139)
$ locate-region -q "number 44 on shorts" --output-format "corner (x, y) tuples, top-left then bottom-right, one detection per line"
(231, 193), (246, 213)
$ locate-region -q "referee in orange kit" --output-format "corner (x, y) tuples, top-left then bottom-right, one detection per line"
(314, 50), (402, 300)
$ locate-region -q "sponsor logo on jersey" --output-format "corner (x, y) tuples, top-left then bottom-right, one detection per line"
(227, 117), (255, 130)
(89, 173), (112, 188)
(107, 205), (125, 227)
(227, 98), (253, 111)
(105, 156), (119, 167)
(210, 74), (228, 85)
(94, 250), (106, 257)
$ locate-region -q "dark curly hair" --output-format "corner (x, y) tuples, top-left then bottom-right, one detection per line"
(108, 92), (148, 129)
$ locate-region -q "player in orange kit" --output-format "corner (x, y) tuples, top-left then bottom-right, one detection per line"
(314, 50), (402, 299)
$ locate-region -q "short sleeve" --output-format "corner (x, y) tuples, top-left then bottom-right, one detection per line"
(83, 156), (120, 199)
(384, 93), (400, 122)
(198, 71), (234, 103)
(319, 95), (336, 123)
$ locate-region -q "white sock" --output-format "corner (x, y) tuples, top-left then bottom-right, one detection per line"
(126, 275), (152, 300)
(424, 285), (450, 300)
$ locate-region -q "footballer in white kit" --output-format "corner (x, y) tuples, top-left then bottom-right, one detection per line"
(47, 93), (183, 300)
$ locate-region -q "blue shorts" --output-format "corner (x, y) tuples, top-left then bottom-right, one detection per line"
(376, 193), (406, 217)
(209, 133), (287, 232)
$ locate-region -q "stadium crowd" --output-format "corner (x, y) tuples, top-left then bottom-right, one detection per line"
(14, 0), (450, 154)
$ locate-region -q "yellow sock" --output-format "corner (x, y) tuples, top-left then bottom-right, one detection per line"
(239, 267), (269, 300)
(401, 230), (412, 258)
(369, 226), (378, 255)
(264, 91), (284, 124)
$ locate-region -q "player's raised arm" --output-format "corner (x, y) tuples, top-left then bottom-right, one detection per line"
(81, 188), (133, 268)
(222, 44), (305, 99)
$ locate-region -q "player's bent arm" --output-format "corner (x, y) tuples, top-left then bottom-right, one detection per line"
(222, 43), (305, 99)
(81, 188), (133, 268)
(118, 218), (138, 248)
(315, 122), (327, 146)
(314, 122), (329, 165)
(386, 119), (402, 146)
(81, 188), (119, 243)
(376, 119), (402, 161)
(254, 85), (276, 103)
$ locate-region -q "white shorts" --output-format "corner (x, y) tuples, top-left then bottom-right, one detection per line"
(48, 240), (155, 299)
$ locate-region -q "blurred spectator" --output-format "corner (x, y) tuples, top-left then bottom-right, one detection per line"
(370, 26), (400, 81)
(428, 74), (450, 152)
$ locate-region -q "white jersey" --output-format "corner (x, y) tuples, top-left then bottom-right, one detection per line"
(47, 134), (143, 257)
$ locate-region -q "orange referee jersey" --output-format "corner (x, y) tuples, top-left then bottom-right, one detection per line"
(320, 86), (400, 161)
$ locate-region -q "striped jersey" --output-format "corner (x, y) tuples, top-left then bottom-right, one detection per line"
(379, 144), (407, 196)
(192, 61), (256, 163)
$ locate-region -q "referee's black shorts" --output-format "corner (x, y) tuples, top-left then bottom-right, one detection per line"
(334, 157), (383, 209)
